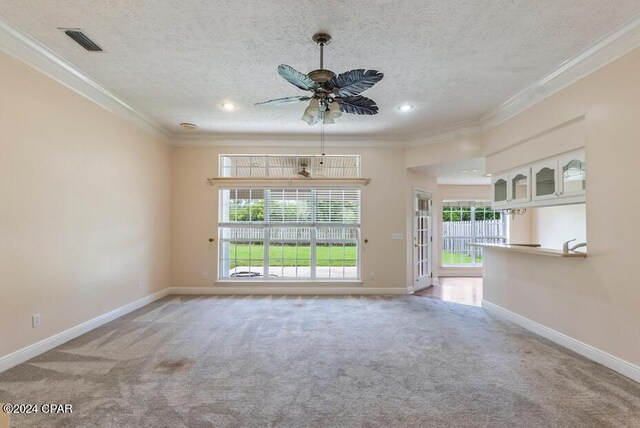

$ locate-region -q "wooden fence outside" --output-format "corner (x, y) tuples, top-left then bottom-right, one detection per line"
(442, 220), (507, 263)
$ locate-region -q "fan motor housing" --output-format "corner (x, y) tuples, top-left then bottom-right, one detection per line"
(308, 69), (335, 84)
(312, 33), (332, 46)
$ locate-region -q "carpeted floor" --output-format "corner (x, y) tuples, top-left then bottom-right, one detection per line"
(1, 295), (639, 427)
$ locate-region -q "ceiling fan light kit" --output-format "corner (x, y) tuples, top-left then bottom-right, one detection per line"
(256, 33), (384, 125)
(302, 98), (320, 125)
(323, 113), (335, 125)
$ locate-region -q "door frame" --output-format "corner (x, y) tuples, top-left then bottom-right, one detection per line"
(412, 189), (433, 292)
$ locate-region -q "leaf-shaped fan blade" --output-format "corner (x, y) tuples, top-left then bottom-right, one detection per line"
(339, 96), (379, 115)
(255, 95), (312, 106)
(327, 69), (384, 97)
(278, 64), (317, 91)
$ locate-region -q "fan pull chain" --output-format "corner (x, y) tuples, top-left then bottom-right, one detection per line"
(320, 114), (325, 165)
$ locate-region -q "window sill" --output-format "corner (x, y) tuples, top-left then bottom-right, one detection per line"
(441, 265), (482, 268)
(208, 177), (371, 187)
(215, 279), (363, 286)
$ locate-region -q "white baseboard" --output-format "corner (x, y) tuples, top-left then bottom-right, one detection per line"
(482, 300), (640, 383)
(168, 286), (407, 295)
(0, 289), (170, 373)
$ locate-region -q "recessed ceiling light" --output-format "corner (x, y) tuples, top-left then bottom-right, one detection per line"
(398, 104), (414, 112)
(484, 173), (492, 177)
(179, 122), (198, 129)
(222, 103), (237, 111)
(462, 168), (479, 174)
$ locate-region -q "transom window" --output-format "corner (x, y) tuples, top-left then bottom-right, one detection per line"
(220, 155), (360, 178)
(219, 188), (360, 280)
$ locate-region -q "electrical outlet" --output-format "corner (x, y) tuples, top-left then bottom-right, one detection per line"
(138, 280), (143, 290)
(201, 272), (208, 280)
(32, 313), (41, 328)
(370, 272), (375, 280)
(391, 233), (403, 240)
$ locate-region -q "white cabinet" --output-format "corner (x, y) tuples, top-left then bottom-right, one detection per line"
(491, 149), (585, 209)
(492, 174), (509, 207)
(492, 168), (531, 207)
(532, 159), (559, 202)
(558, 151), (586, 198)
(509, 167), (531, 204)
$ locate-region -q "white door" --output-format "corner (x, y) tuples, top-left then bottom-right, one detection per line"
(413, 191), (432, 291)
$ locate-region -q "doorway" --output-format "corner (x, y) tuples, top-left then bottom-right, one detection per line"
(413, 190), (432, 292)
(414, 277), (482, 307)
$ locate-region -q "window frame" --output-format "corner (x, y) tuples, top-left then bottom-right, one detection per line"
(218, 186), (361, 281)
(441, 201), (508, 267)
(219, 154), (361, 178)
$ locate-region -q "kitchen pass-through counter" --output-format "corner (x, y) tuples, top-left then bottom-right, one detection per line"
(470, 243), (587, 258)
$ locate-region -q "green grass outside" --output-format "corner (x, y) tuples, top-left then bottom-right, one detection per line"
(442, 251), (482, 265)
(228, 246), (480, 268)
(228, 243), (357, 268)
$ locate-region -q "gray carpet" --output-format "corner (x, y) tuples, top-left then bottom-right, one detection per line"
(0, 295), (639, 427)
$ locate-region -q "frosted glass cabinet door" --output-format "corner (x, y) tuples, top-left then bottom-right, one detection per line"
(492, 174), (508, 206)
(510, 167), (531, 203)
(559, 150), (586, 197)
(532, 160), (558, 201)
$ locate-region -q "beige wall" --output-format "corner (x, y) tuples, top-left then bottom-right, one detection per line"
(484, 117), (586, 173)
(405, 135), (484, 169)
(171, 146), (437, 291)
(482, 47), (640, 366)
(0, 52), (171, 359)
(531, 205), (587, 250)
(508, 210), (533, 245)
(437, 184), (491, 201)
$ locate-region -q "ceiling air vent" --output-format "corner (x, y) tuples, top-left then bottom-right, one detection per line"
(62, 29), (103, 52)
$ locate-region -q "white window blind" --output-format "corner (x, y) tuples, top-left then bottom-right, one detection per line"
(219, 188), (360, 280)
(220, 155), (361, 178)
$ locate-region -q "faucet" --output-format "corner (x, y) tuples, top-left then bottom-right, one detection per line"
(563, 239), (587, 253)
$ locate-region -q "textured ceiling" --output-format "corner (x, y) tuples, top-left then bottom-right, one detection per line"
(1, 0), (639, 139)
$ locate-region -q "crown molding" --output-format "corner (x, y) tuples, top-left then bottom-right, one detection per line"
(480, 13), (640, 132)
(407, 13), (640, 148)
(0, 17), (170, 141)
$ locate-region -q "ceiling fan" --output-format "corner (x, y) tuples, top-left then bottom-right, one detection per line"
(255, 33), (384, 125)
(297, 163), (311, 178)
